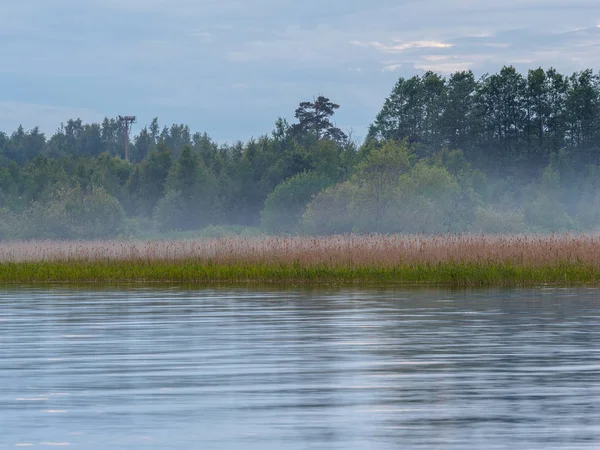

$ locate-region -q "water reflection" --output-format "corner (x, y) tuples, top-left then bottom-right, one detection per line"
(0, 287), (599, 449)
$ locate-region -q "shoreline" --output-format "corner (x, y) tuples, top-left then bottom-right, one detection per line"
(0, 260), (598, 286)
(2, 235), (600, 286)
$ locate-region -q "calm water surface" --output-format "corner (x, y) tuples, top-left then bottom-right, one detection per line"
(1, 287), (599, 449)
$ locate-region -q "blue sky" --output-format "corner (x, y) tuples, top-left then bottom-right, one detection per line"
(1, 0), (600, 143)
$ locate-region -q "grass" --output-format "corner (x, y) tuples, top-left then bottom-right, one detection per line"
(1, 234), (600, 286)
(0, 261), (597, 286)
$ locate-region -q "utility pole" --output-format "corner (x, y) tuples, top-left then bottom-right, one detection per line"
(118, 115), (136, 162)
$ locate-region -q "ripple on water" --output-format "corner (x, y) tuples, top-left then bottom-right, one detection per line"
(0, 287), (599, 449)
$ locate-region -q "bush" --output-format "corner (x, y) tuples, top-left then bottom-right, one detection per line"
(261, 172), (333, 234)
(303, 163), (469, 234)
(302, 181), (358, 234)
(20, 185), (126, 239)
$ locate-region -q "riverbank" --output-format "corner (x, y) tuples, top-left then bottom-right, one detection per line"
(1, 234), (600, 285)
(0, 260), (597, 285)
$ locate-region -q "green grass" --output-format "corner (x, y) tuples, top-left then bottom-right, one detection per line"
(1, 260), (599, 286)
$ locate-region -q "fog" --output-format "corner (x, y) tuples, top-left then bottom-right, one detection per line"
(1, 66), (600, 240)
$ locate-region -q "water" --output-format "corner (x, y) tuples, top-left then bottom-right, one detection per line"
(1, 287), (599, 449)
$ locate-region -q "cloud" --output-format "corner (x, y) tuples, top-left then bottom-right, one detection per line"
(351, 40), (453, 53)
(382, 64), (402, 72)
(1, 0), (600, 142)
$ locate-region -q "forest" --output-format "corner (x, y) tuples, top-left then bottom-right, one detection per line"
(2, 65), (600, 239)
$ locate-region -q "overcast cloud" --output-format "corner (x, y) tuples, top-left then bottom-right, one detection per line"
(0, 0), (599, 142)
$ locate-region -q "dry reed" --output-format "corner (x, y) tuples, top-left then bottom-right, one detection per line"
(0, 233), (599, 267)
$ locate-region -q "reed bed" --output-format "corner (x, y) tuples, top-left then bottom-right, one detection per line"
(1, 234), (600, 285)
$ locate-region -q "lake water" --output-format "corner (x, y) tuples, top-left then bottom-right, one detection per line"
(1, 287), (599, 449)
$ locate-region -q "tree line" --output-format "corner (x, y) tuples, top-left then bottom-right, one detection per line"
(1, 67), (600, 239)
(370, 66), (600, 176)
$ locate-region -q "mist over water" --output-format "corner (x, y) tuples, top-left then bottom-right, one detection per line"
(1, 287), (599, 449)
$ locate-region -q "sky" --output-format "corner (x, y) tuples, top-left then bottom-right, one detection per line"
(1, 0), (600, 143)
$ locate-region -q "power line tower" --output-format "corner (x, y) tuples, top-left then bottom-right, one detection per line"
(119, 115), (136, 162)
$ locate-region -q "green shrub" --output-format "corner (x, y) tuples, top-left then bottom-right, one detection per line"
(20, 185), (126, 239)
(392, 163), (461, 233)
(301, 181), (358, 234)
(261, 172), (333, 234)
